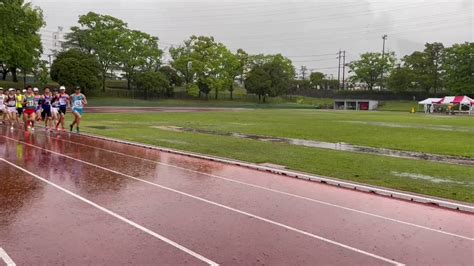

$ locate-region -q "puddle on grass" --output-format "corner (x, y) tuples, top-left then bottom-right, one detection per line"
(151, 126), (474, 166)
(152, 126), (183, 132)
(391, 171), (473, 186)
(341, 121), (474, 133)
(88, 125), (110, 130)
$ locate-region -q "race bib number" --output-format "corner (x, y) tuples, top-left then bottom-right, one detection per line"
(59, 98), (67, 105)
(27, 100), (35, 107)
(73, 100), (83, 108)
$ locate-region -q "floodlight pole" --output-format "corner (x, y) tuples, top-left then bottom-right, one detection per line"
(186, 61), (192, 90)
(381, 34), (388, 90)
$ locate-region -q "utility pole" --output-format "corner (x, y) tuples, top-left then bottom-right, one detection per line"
(381, 34), (388, 90)
(300, 65), (307, 80)
(342, 50), (346, 90)
(48, 54), (52, 69)
(337, 49), (341, 88)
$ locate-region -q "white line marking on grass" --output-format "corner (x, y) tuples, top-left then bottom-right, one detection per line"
(32, 132), (474, 242)
(0, 159), (218, 266)
(0, 247), (16, 266)
(1, 137), (404, 266)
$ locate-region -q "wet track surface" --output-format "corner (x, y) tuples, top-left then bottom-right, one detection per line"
(0, 126), (473, 265)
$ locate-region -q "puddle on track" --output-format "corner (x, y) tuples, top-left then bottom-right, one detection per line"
(152, 126), (474, 166)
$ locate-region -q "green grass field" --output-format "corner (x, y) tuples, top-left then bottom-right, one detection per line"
(87, 97), (334, 109)
(79, 107), (474, 203)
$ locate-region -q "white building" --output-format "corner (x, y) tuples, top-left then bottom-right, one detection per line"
(51, 26), (65, 52)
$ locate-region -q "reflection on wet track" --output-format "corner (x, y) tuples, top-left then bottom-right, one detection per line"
(0, 126), (473, 265)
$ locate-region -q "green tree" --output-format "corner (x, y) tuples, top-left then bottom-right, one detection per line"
(158, 66), (183, 88)
(32, 59), (49, 87)
(169, 42), (194, 86)
(424, 42), (444, 94)
(349, 52), (396, 90)
(442, 42), (474, 95)
(387, 66), (414, 92)
(51, 49), (101, 92)
(246, 55), (295, 102)
(170, 36), (239, 99)
(236, 48), (249, 85)
(293, 79), (311, 90)
(403, 51), (431, 92)
(216, 45), (240, 100)
(196, 77), (211, 98)
(134, 71), (170, 100)
(403, 42), (444, 93)
(64, 12), (128, 91)
(322, 79), (340, 90)
(310, 72), (325, 88)
(0, 0), (45, 82)
(119, 30), (162, 90)
(245, 65), (271, 102)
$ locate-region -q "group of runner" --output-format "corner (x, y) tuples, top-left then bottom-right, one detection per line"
(0, 86), (87, 133)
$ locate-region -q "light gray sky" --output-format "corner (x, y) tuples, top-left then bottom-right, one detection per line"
(32, 0), (473, 76)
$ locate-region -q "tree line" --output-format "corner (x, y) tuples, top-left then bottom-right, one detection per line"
(349, 42), (473, 95)
(1, 1), (472, 100)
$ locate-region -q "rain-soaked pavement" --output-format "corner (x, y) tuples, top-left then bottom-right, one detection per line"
(0, 126), (473, 265)
(153, 126), (474, 166)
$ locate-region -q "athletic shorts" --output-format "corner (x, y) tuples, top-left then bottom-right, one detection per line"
(7, 107), (17, 114)
(35, 106), (41, 112)
(24, 109), (35, 116)
(41, 107), (52, 119)
(52, 107), (59, 116)
(0, 106), (5, 114)
(59, 106), (67, 115)
(72, 108), (84, 116)
(17, 107), (23, 116)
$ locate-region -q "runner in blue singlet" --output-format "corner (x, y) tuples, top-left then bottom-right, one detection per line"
(70, 87), (87, 133)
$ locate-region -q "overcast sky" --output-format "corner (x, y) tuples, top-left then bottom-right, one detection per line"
(31, 0), (473, 76)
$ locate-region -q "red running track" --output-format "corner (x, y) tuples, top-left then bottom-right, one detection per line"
(0, 126), (473, 265)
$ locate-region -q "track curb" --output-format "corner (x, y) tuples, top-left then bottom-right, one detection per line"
(75, 132), (474, 213)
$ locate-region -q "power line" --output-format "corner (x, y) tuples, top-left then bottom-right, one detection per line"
(291, 57), (336, 63)
(220, 14), (469, 45)
(126, 2), (444, 30)
(308, 66), (339, 70)
(285, 52), (337, 58)
(235, 16), (470, 50)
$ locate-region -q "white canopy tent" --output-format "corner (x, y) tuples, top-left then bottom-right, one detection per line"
(418, 98), (442, 114)
(418, 98), (442, 105)
(419, 96), (474, 115)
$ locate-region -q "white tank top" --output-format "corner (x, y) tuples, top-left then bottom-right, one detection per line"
(0, 94), (5, 108)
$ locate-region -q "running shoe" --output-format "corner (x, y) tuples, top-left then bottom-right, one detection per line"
(76, 127), (80, 133)
(69, 124), (73, 132)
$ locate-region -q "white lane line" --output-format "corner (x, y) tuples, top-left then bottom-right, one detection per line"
(0, 247), (16, 266)
(33, 133), (474, 241)
(0, 159), (218, 266)
(1, 136), (404, 266)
